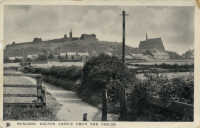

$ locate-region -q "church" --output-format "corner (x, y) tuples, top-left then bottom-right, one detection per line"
(139, 33), (166, 51)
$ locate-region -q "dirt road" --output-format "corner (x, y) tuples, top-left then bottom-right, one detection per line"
(43, 82), (102, 121)
(21, 76), (102, 121)
(4, 70), (114, 121)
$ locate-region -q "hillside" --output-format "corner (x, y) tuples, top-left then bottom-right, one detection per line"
(4, 38), (141, 57)
(4, 36), (188, 62)
(182, 49), (194, 59)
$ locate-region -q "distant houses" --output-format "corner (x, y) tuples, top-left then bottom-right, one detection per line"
(58, 52), (89, 62)
(5, 50), (106, 63)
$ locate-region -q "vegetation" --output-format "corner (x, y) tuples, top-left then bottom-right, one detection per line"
(78, 54), (135, 106)
(133, 63), (194, 72)
(21, 54), (194, 121)
(22, 66), (82, 91)
(129, 73), (194, 121)
(3, 104), (56, 121)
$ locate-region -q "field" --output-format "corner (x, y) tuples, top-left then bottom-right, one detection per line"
(4, 57), (194, 121)
(127, 59), (193, 66)
(3, 69), (60, 120)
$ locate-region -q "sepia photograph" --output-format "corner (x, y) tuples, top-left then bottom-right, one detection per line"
(3, 4), (194, 122)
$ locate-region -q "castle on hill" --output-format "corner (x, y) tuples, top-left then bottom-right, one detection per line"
(8, 29), (97, 46)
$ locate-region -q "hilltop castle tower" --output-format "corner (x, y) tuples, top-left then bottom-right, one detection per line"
(69, 29), (72, 39)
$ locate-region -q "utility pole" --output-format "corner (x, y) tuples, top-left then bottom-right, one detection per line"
(122, 10), (128, 63)
(120, 10), (128, 121)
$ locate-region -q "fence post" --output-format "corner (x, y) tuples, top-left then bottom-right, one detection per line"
(102, 88), (108, 121)
(83, 113), (88, 121)
(36, 76), (43, 106)
(42, 86), (46, 106)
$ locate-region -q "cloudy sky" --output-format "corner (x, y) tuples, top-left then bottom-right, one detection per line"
(4, 5), (194, 54)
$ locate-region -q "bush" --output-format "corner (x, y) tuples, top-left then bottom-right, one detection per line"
(22, 66), (82, 91)
(79, 54), (135, 106)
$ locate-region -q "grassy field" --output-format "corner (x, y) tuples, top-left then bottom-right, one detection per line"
(3, 69), (61, 121)
(20, 62), (194, 121)
(3, 92), (60, 121)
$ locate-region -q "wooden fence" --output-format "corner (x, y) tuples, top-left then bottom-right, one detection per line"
(4, 73), (46, 107)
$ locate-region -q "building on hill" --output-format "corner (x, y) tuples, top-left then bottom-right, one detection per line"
(33, 37), (42, 43)
(139, 33), (165, 51)
(70, 29), (72, 38)
(80, 34), (97, 40)
(64, 34), (67, 39)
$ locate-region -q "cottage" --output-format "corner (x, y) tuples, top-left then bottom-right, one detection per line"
(67, 52), (77, 56)
(27, 54), (39, 60)
(15, 56), (24, 61)
(67, 52), (77, 60)
(8, 57), (16, 61)
(77, 52), (89, 62)
(60, 52), (67, 57)
(77, 52), (89, 56)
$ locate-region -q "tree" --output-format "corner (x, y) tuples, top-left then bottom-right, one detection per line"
(37, 54), (47, 61)
(80, 54), (133, 94)
(79, 54), (134, 120)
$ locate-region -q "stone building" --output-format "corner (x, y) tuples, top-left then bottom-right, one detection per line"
(139, 33), (165, 51)
(80, 34), (97, 40)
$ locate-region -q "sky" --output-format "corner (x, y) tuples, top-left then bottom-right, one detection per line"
(4, 5), (194, 54)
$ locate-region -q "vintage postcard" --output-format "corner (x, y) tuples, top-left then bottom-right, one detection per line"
(0, 0), (199, 128)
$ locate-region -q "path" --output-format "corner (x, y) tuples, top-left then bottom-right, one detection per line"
(4, 69), (108, 121)
(43, 82), (102, 121)
(23, 76), (102, 121)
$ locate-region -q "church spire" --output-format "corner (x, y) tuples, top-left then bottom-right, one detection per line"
(146, 32), (148, 40)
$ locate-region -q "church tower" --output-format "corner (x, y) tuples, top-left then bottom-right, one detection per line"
(69, 29), (72, 39)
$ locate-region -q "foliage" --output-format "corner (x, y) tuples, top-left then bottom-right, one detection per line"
(3, 104), (56, 121)
(129, 81), (150, 120)
(133, 63), (194, 72)
(159, 77), (194, 104)
(48, 53), (54, 59)
(79, 54), (135, 106)
(37, 54), (48, 61)
(22, 66), (82, 91)
(167, 51), (183, 59)
(128, 73), (194, 121)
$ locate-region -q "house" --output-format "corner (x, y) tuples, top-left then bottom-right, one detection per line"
(27, 54), (39, 60)
(67, 52), (77, 56)
(77, 52), (89, 56)
(58, 52), (67, 59)
(67, 52), (78, 60)
(15, 56), (24, 62)
(8, 57), (16, 61)
(77, 52), (89, 62)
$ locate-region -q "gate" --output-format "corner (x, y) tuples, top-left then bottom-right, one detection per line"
(3, 73), (46, 107)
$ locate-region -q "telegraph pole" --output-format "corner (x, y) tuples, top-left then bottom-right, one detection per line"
(122, 10), (128, 63)
(120, 10), (128, 121)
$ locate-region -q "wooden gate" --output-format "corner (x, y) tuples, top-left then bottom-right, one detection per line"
(3, 73), (46, 107)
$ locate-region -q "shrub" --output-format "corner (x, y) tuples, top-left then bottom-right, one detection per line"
(79, 54), (135, 106)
